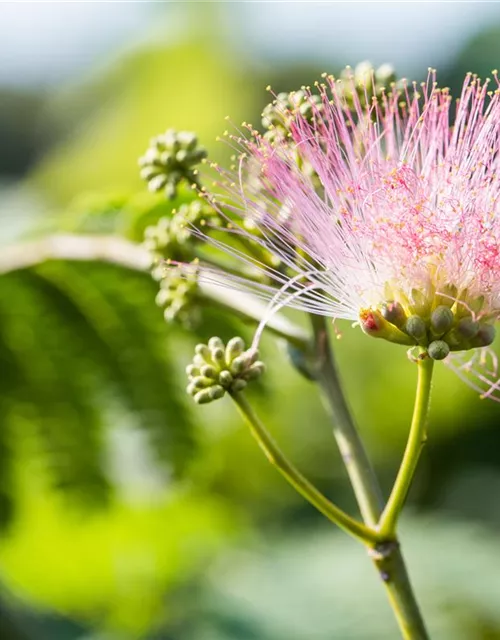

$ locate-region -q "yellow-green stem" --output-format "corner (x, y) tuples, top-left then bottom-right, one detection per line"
(310, 316), (429, 639)
(230, 392), (380, 545)
(379, 356), (434, 537)
(371, 542), (430, 640)
(310, 315), (383, 525)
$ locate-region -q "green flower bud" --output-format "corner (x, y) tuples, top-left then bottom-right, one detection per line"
(457, 317), (480, 339)
(208, 337), (224, 351)
(191, 376), (214, 389)
(231, 379), (247, 392)
(195, 344), (212, 361)
(210, 346), (226, 367)
(225, 337), (245, 363)
(430, 306), (454, 335)
(428, 340), (450, 361)
(244, 362), (266, 380)
(194, 385), (225, 405)
(200, 364), (218, 379)
(405, 315), (427, 340)
(219, 370), (234, 386)
(469, 324), (496, 348)
(185, 364), (199, 377)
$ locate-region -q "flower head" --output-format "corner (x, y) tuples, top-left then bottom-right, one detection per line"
(203, 69), (500, 398)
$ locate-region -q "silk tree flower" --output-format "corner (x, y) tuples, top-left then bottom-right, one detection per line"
(200, 70), (500, 399)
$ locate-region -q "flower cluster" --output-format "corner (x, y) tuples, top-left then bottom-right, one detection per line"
(139, 130), (207, 199)
(143, 200), (219, 267)
(204, 69), (500, 398)
(186, 337), (265, 404)
(155, 262), (199, 325)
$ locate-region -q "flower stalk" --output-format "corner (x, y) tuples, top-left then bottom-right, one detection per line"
(310, 314), (383, 526)
(309, 316), (429, 639)
(379, 356), (434, 537)
(230, 391), (380, 545)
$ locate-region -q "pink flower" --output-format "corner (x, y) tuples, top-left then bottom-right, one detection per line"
(203, 70), (500, 399)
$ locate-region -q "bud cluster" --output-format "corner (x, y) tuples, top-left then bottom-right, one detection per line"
(262, 89), (323, 140)
(338, 61), (397, 110)
(143, 200), (219, 268)
(139, 130), (207, 199)
(186, 337), (265, 404)
(360, 295), (496, 360)
(155, 262), (199, 325)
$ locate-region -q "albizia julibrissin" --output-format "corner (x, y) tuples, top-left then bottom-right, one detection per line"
(199, 70), (500, 399)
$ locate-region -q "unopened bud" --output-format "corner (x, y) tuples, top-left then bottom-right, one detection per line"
(405, 315), (427, 340)
(231, 379), (247, 392)
(430, 306), (454, 335)
(226, 337), (245, 363)
(428, 340), (450, 361)
(219, 370), (234, 386)
(200, 364), (217, 379)
(469, 324), (496, 348)
(194, 385), (225, 404)
(457, 317), (480, 339)
(208, 337), (224, 351)
(359, 309), (414, 345)
(211, 349), (226, 367)
(381, 301), (406, 328)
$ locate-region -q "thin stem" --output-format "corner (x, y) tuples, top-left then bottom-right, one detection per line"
(230, 392), (380, 545)
(309, 315), (429, 639)
(310, 314), (383, 525)
(379, 356), (434, 537)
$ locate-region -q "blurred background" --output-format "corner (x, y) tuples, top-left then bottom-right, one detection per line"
(2, 1), (500, 638)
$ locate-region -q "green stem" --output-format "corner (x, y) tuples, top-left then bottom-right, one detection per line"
(310, 315), (429, 639)
(379, 356), (434, 537)
(371, 542), (430, 640)
(230, 392), (380, 545)
(310, 315), (383, 525)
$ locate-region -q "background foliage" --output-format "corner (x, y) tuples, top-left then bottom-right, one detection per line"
(2, 3), (500, 639)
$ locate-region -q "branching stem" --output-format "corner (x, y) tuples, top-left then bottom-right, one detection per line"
(230, 392), (380, 545)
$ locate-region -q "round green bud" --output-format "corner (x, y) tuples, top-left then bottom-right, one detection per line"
(430, 306), (454, 335)
(457, 317), (480, 339)
(428, 340), (450, 361)
(405, 315), (427, 340)
(471, 324), (496, 347)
